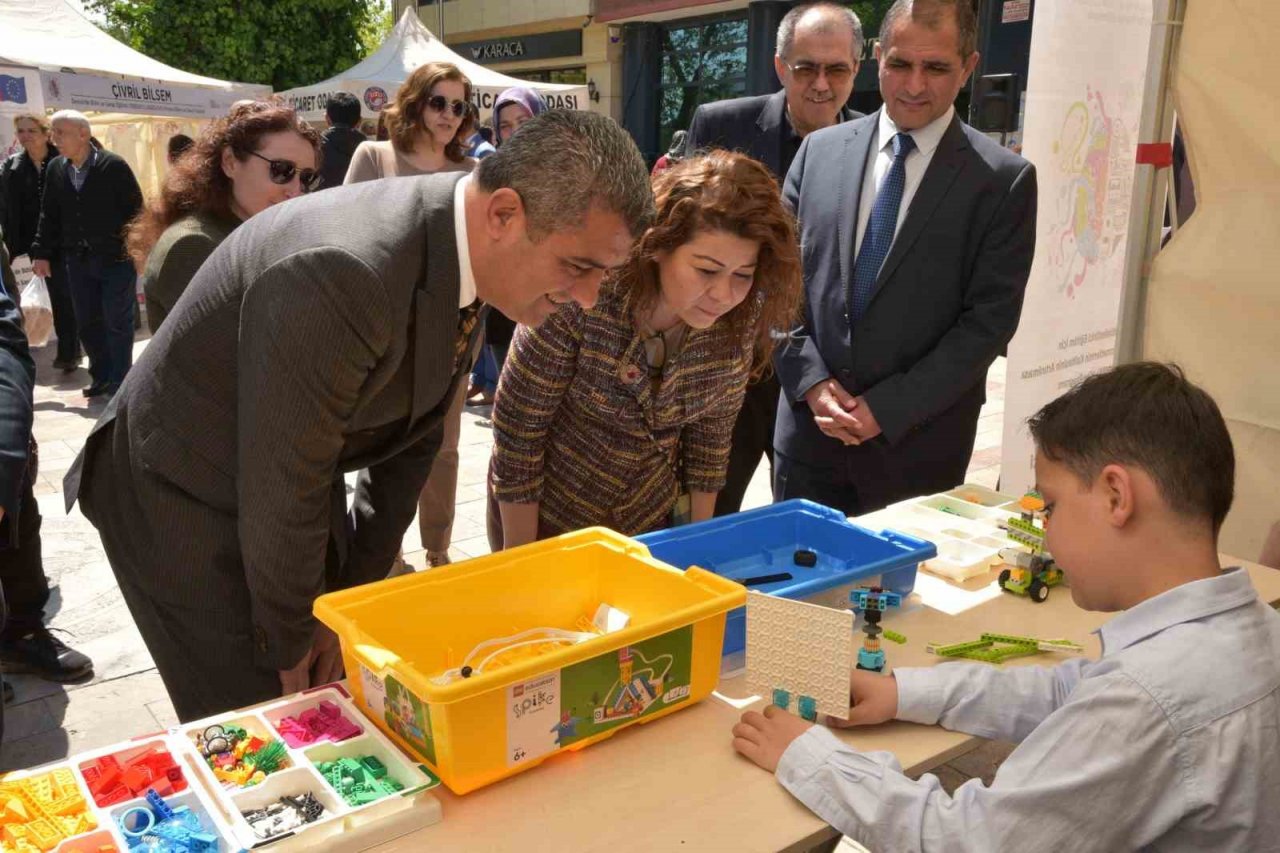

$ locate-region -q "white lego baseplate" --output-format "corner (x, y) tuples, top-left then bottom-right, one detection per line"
(746, 592), (855, 721)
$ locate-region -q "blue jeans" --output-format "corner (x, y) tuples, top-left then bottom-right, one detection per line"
(470, 344), (501, 395)
(65, 255), (136, 387)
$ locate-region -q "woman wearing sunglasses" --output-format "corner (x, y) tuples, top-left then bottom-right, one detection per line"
(344, 61), (476, 570)
(128, 101), (320, 333)
(344, 62), (475, 183)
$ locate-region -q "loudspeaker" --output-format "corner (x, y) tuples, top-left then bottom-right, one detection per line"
(972, 73), (1020, 133)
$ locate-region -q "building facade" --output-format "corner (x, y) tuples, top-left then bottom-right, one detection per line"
(396, 1), (1024, 163)
(396, 0), (801, 161)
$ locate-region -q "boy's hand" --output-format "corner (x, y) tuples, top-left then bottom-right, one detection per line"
(827, 670), (899, 728)
(732, 704), (814, 773)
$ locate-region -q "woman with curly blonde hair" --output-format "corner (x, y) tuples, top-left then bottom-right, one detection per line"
(344, 62), (475, 182)
(489, 150), (804, 548)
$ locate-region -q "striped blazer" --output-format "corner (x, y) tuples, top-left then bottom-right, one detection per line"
(491, 277), (756, 537)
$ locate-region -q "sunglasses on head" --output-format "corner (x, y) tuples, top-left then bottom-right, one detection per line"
(426, 95), (468, 118)
(245, 149), (322, 192)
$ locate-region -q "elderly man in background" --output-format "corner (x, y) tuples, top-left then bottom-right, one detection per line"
(682, 2), (865, 516)
(30, 110), (142, 399)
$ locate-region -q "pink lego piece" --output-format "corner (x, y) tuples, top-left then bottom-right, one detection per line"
(317, 701), (341, 720)
(328, 718), (361, 741)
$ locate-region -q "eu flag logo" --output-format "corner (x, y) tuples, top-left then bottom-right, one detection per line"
(0, 75), (29, 104)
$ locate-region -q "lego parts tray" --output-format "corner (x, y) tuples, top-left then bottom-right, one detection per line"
(857, 486), (1023, 582)
(1, 735), (238, 853)
(174, 686), (441, 850)
(637, 499), (935, 658)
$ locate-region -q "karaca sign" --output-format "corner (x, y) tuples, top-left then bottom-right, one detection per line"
(42, 71), (256, 118)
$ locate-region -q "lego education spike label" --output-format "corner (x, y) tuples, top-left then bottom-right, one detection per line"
(507, 672), (562, 767)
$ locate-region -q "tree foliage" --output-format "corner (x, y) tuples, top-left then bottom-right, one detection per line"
(86, 0), (390, 90)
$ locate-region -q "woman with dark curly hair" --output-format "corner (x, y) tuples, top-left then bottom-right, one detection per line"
(129, 101), (320, 333)
(344, 62), (475, 182)
(489, 150), (804, 548)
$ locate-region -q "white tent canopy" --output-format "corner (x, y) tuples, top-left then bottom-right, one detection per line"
(0, 0), (268, 118)
(279, 9), (588, 123)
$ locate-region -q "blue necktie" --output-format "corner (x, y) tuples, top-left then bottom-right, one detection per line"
(851, 132), (916, 322)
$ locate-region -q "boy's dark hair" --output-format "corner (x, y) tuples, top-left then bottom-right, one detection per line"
(1028, 362), (1234, 532)
(326, 92), (361, 128)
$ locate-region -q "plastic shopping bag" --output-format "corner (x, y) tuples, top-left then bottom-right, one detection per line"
(20, 275), (54, 347)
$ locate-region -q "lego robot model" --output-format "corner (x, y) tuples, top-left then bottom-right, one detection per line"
(850, 587), (903, 673)
(999, 491), (1064, 603)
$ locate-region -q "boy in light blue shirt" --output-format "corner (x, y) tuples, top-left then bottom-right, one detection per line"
(734, 362), (1280, 852)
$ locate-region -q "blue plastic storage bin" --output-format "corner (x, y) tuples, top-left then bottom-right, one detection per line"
(637, 500), (936, 658)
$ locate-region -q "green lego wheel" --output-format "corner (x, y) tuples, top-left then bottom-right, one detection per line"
(998, 568), (1011, 590)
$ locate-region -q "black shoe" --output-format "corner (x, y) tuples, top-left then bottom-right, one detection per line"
(82, 382), (110, 398)
(2, 679), (13, 704)
(52, 358), (80, 372)
(0, 626), (94, 682)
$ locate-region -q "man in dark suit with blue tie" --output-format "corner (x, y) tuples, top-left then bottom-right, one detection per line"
(683, 2), (864, 516)
(775, 0), (1037, 516)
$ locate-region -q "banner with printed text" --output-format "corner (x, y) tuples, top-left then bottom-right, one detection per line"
(1000, 0), (1155, 493)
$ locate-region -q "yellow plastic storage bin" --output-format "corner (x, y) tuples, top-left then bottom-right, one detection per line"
(314, 528), (746, 794)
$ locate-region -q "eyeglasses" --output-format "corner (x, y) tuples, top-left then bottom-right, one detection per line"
(245, 149), (322, 192)
(784, 61), (855, 85)
(426, 95), (468, 118)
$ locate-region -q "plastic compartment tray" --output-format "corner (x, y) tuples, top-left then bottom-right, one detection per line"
(172, 686), (441, 850)
(0, 735), (239, 853)
(638, 500), (935, 658)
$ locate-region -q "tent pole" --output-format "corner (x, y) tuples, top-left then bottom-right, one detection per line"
(1114, 0), (1186, 363)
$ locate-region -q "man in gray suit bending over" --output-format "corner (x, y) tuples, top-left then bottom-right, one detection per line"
(774, 0), (1036, 516)
(65, 111), (654, 721)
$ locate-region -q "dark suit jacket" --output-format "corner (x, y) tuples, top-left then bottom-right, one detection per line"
(775, 110), (1037, 509)
(0, 241), (33, 549)
(683, 89), (861, 182)
(66, 173), (481, 670)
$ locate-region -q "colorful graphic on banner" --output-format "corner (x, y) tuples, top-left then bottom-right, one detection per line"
(0, 67), (44, 160)
(1000, 0), (1152, 494)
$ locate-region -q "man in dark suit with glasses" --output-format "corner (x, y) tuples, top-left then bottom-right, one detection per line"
(681, 2), (865, 516)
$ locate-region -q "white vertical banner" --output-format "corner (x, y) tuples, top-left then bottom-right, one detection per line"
(1000, 0), (1155, 493)
(0, 66), (45, 160)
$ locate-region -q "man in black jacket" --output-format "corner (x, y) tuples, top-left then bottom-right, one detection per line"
(0, 114), (80, 370)
(682, 1), (864, 516)
(318, 93), (366, 191)
(30, 111), (143, 398)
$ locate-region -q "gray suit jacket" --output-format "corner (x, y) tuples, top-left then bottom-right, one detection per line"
(775, 110), (1037, 509)
(66, 172), (480, 670)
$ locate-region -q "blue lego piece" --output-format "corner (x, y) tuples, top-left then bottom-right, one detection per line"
(797, 695), (818, 721)
(850, 588), (903, 612)
(145, 788), (176, 821)
(857, 647), (886, 673)
(772, 688), (791, 710)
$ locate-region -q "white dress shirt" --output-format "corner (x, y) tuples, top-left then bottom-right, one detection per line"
(776, 568), (1280, 852)
(453, 173), (477, 308)
(854, 106), (955, 257)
